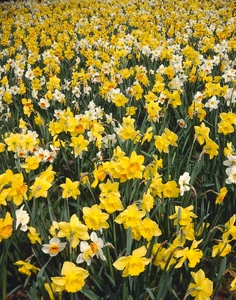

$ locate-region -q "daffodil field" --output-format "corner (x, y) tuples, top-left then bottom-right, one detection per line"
(0, 0), (236, 299)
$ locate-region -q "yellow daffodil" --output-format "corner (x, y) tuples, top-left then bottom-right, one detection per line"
(99, 179), (123, 213)
(27, 226), (42, 244)
(21, 155), (41, 173)
(82, 204), (109, 230)
(51, 261), (89, 293)
(14, 260), (40, 276)
(215, 187), (228, 204)
(174, 239), (203, 268)
(194, 122), (210, 145)
(70, 135), (89, 158)
(169, 205), (198, 226)
(58, 214), (89, 248)
(187, 269), (213, 300)
(113, 246), (151, 277)
(60, 177), (80, 200)
(115, 203), (145, 229)
(138, 218), (162, 241)
(0, 212), (13, 242)
(30, 177), (52, 199)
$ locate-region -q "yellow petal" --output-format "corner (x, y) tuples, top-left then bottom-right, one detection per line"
(113, 256), (130, 270)
(51, 277), (66, 292)
(132, 246), (147, 257)
(61, 261), (76, 276)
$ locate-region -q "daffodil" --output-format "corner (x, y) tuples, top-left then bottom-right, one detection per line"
(226, 166), (236, 184)
(138, 218), (162, 241)
(29, 177), (52, 199)
(169, 205), (197, 226)
(174, 239), (203, 268)
(82, 205), (109, 230)
(212, 239), (232, 257)
(230, 276), (236, 291)
(162, 180), (180, 198)
(70, 135), (89, 158)
(51, 261), (89, 293)
(76, 231), (106, 265)
(15, 205), (30, 232)
(178, 172), (191, 196)
(187, 269), (213, 300)
(21, 155), (41, 173)
(60, 177), (80, 200)
(115, 203), (145, 229)
(141, 189), (154, 212)
(215, 187), (228, 204)
(99, 179), (123, 213)
(27, 226), (42, 244)
(222, 214), (236, 241)
(152, 244), (175, 271)
(14, 260), (40, 276)
(42, 237), (67, 257)
(57, 214), (89, 248)
(0, 212), (13, 242)
(203, 138), (219, 159)
(113, 246), (151, 277)
(194, 122), (210, 145)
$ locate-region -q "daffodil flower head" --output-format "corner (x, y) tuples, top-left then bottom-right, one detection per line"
(14, 260), (40, 276)
(42, 237), (67, 257)
(178, 172), (191, 196)
(0, 212), (13, 241)
(15, 205), (30, 232)
(169, 205), (197, 226)
(57, 214), (89, 248)
(51, 261), (89, 293)
(113, 246), (151, 277)
(27, 226), (42, 244)
(188, 269), (213, 300)
(76, 231), (106, 265)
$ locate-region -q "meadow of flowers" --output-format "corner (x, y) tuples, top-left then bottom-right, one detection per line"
(0, 0), (235, 299)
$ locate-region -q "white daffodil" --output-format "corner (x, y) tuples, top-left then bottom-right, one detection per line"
(15, 205), (30, 232)
(204, 96), (220, 111)
(226, 166), (236, 185)
(42, 237), (67, 257)
(76, 231), (106, 265)
(178, 172), (191, 196)
(223, 154), (236, 168)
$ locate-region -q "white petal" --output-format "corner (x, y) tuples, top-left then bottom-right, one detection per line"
(76, 253), (84, 264)
(90, 231), (98, 242)
(80, 241), (89, 252)
(50, 237), (60, 244)
(58, 242), (67, 251)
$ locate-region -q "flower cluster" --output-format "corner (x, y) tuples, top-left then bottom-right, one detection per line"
(0, 0), (235, 299)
